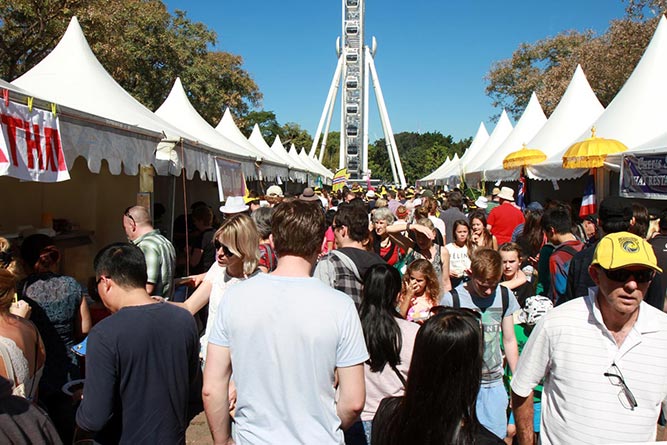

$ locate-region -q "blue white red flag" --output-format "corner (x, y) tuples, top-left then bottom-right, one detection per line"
(517, 174), (527, 209)
(579, 174), (596, 218)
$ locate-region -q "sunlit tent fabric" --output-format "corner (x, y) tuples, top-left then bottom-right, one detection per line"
(420, 154), (453, 182)
(526, 65), (604, 180)
(288, 144), (315, 173)
(12, 17), (216, 179)
(247, 125), (306, 182)
(592, 16), (667, 172)
(215, 108), (291, 178)
(299, 148), (333, 181)
(430, 122), (488, 183)
(270, 135), (307, 183)
(462, 111), (513, 182)
(473, 92), (547, 182)
(155, 78), (269, 180)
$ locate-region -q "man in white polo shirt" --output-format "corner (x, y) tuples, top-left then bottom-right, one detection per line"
(511, 231), (667, 445)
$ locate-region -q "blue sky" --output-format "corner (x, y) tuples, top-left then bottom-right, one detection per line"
(163, 0), (629, 142)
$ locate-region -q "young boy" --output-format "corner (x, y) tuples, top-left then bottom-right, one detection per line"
(439, 248), (520, 440)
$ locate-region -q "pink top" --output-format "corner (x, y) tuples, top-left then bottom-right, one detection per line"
(361, 318), (420, 421)
(321, 226), (335, 255)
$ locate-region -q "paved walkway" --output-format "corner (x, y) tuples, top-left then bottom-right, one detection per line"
(186, 411), (213, 444)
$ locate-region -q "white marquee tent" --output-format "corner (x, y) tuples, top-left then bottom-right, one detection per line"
(526, 65), (605, 180)
(12, 17), (225, 179)
(474, 92), (547, 182)
(426, 122), (489, 183)
(462, 111), (513, 182)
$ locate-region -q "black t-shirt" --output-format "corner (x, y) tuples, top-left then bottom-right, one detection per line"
(76, 302), (199, 444)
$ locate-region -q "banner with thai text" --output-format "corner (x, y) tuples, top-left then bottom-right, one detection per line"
(0, 100), (69, 182)
(620, 152), (667, 200)
(214, 157), (244, 202)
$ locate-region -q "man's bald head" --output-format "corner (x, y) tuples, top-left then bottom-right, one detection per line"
(123, 206), (153, 240)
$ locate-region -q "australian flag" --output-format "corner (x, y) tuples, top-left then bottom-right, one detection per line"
(517, 174), (527, 210)
(579, 173), (596, 218)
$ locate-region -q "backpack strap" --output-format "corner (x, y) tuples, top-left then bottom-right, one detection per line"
(450, 288), (460, 308)
(389, 363), (407, 388)
(501, 285), (509, 318)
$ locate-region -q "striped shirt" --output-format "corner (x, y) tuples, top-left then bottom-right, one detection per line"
(511, 288), (667, 444)
(133, 230), (176, 300)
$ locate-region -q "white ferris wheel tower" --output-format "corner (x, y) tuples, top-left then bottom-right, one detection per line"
(309, 0), (407, 188)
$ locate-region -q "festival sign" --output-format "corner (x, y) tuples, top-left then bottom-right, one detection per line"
(0, 99), (69, 182)
(620, 152), (667, 200)
(214, 157), (245, 202)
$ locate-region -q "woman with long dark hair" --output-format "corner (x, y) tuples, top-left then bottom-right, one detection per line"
(372, 307), (502, 445)
(351, 264), (419, 444)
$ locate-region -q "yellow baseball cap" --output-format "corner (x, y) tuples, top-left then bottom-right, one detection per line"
(591, 231), (662, 272)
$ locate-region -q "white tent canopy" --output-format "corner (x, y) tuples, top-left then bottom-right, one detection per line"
(592, 16), (667, 173)
(527, 65), (605, 180)
(155, 78), (272, 179)
(299, 148), (333, 180)
(12, 17), (220, 179)
(462, 111), (513, 182)
(215, 108), (291, 178)
(430, 122), (488, 183)
(269, 135), (307, 183)
(475, 92), (547, 182)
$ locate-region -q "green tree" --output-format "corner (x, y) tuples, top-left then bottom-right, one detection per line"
(280, 122), (313, 151)
(0, 0), (261, 125)
(240, 110), (282, 141)
(485, 7), (658, 120)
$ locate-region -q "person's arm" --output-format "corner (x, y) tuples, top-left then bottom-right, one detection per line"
(179, 280), (213, 315)
(511, 390), (535, 445)
(336, 363), (365, 431)
(142, 246), (160, 295)
(190, 247), (204, 268)
(440, 246), (452, 292)
(501, 314), (519, 373)
(202, 343), (235, 445)
(75, 330), (116, 436)
(501, 269), (527, 290)
(492, 235), (498, 251)
(76, 294), (92, 339)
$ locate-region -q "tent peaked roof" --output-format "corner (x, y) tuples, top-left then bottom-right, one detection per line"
(527, 65), (605, 180)
(462, 111), (513, 176)
(577, 16), (667, 149)
(215, 108), (285, 165)
(155, 78), (255, 160)
(427, 122), (488, 182)
(269, 136), (307, 182)
(13, 17), (195, 141)
(477, 92), (547, 181)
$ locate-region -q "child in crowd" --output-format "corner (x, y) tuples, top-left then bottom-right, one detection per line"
(498, 243), (532, 308)
(398, 259), (440, 323)
(469, 210), (498, 251)
(446, 219), (472, 288)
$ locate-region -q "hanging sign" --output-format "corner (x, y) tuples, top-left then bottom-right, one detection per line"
(0, 99), (69, 182)
(620, 152), (667, 200)
(214, 157), (244, 202)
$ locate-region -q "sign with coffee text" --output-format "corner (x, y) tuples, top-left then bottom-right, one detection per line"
(0, 100), (69, 182)
(620, 152), (667, 200)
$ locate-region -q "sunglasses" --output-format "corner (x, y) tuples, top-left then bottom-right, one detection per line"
(214, 240), (235, 257)
(124, 207), (136, 226)
(601, 267), (654, 283)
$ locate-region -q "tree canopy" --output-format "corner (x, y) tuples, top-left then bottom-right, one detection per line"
(369, 132), (471, 184)
(0, 0), (261, 125)
(485, 1), (662, 120)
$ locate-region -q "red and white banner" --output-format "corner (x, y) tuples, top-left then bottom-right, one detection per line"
(0, 100), (69, 182)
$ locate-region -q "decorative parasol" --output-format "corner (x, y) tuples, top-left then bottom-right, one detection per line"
(503, 144), (547, 170)
(562, 127), (627, 169)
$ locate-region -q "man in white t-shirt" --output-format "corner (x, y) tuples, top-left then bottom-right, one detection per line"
(203, 200), (368, 445)
(511, 232), (667, 445)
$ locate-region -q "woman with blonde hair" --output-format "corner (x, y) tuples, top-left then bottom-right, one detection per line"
(180, 214), (260, 361)
(0, 265), (45, 401)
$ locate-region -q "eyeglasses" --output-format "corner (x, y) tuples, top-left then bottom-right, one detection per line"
(604, 362), (637, 410)
(214, 240), (235, 257)
(124, 207), (136, 226)
(96, 276), (109, 287)
(601, 267), (654, 283)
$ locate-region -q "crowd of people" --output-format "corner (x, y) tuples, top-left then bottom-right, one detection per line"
(1, 181), (667, 444)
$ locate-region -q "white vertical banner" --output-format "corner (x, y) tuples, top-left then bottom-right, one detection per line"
(0, 100), (69, 182)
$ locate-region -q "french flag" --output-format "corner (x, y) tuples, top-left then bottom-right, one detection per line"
(579, 174), (596, 218)
(517, 174), (527, 210)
